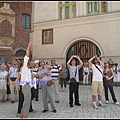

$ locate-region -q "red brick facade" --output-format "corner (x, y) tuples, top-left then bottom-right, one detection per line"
(0, 2), (32, 63)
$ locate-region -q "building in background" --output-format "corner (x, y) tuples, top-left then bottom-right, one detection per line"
(0, 2), (32, 64)
(31, 1), (120, 66)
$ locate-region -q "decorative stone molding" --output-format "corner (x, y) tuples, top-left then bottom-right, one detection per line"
(34, 12), (120, 30)
(0, 3), (15, 16)
(0, 3), (15, 37)
(0, 36), (14, 46)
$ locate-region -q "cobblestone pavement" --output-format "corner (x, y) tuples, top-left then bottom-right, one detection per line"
(0, 84), (120, 119)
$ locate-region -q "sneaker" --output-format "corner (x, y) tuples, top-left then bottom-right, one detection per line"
(106, 101), (109, 104)
(93, 103), (98, 109)
(98, 102), (105, 107)
(64, 89), (67, 92)
(60, 89), (63, 92)
(114, 102), (119, 105)
(16, 113), (20, 117)
(53, 109), (57, 113)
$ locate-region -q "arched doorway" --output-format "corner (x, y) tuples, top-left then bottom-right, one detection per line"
(15, 49), (26, 61)
(66, 40), (101, 84)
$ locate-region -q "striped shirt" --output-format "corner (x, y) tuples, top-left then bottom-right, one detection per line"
(50, 64), (62, 80)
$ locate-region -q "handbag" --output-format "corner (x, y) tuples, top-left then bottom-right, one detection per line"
(46, 80), (53, 86)
(85, 72), (88, 75)
(70, 66), (77, 84)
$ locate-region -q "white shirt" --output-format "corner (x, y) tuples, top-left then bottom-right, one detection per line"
(83, 67), (89, 75)
(92, 64), (103, 82)
(20, 55), (33, 87)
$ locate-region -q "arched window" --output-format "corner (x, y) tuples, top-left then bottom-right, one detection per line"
(22, 14), (31, 29)
(0, 19), (12, 37)
(15, 50), (26, 57)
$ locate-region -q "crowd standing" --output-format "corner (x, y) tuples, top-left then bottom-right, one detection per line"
(0, 42), (120, 118)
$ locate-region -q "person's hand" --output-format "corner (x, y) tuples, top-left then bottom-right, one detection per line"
(28, 41), (33, 47)
(7, 81), (10, 86)
(71, 55), (74, 58)
(105, 76), (109, 80)
(76, 55), (80, 59)
(58, 75), (60, 80)
(46, 72), (51, 76)
(17, 86), (20, 91)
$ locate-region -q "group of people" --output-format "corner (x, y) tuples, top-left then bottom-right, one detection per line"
(0, 41), (120, 118)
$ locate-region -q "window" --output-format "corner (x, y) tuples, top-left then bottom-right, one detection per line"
(101, 1), (107, 13)
(86, 1), (108, 16)
(58, 1), (76, 20)
(22, 14), (30, 29)
(42, 29), (53, 45)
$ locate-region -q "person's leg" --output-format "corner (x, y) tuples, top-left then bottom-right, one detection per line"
(10, 80), (15, 102)
(104, 86), (109, 102)
(63, 78), (67, 91)
(47, 85), (56, 110)
(6, 84), (11, 101)
(60, 78), (63, 91)
(17, 86), (24, 116)
(92, 81), (98, 108)
(83, 75), (85, 85)
(98, 82), (105, 107)
(2, 89), (6, 102)
(86, 74), (89, 85)
(109, 86), (117, 102)
(41, 84), (49, 111)
(35, 83), (39, 101)
(69, 83), (74, 107)
(52, 80), (59, 102)
(20, 84), (31, 118)
(74, 82), (80, 105)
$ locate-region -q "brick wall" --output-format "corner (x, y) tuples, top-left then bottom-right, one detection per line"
(0, 2), (32, 63)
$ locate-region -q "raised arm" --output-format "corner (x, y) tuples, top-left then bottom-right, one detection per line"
(67, 55), (74, 68)
(26, 41), (33, 57)
(96, 56), (104, 68)
(88, 55), (96, 67)
(76, 55), (83, 68)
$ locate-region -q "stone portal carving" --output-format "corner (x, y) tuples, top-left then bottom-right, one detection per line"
(0, 3), (15, 46)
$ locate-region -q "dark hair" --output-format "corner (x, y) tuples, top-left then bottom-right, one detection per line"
(115, 63), (118, 66)
(70, 58), (77, 66)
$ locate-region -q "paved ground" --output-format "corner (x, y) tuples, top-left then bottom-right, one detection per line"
(0, 84), (120, 119)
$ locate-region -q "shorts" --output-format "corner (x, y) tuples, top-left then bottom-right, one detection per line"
(92, 81), (103, 96)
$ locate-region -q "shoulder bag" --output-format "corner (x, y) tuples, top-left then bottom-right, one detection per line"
(70, 66), (77, 84)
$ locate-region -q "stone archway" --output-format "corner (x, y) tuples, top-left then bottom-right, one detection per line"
(14, 49), (26, 60)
